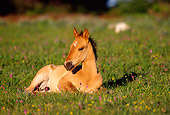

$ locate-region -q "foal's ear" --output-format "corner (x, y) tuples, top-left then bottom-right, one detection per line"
(73, 28), (78, 38)
(83, 28), (89, 41)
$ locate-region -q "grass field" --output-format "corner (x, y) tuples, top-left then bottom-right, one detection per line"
(0, 14), (170, 114)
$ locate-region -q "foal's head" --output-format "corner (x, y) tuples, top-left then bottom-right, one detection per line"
(64, 28), (92, 71)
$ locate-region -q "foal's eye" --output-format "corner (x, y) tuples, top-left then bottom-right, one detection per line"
(78, 47), (84, 51)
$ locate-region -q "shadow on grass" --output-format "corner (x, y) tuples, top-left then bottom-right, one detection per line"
(103, 72), (138, 89)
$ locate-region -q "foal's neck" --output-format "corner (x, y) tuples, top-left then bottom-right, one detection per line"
(82, 43), (97, 76)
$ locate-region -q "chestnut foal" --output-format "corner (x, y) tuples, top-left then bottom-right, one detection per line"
(25, 28), (103, 93)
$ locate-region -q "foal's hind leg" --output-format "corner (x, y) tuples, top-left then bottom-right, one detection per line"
(25, 65), (57, 93)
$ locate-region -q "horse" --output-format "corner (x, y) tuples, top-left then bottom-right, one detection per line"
(25, 28), (103, 93)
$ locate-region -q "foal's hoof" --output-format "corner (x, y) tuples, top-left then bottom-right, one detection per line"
(24, 88), (30, 93)
(25, 88), (34, 94)
(25, 89), (37, 95)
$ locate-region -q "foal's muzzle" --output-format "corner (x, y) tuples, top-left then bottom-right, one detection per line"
(64, 61), (74, 71)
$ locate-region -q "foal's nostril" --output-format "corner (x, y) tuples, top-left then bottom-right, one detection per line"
(66, 62), (72, 68)
(64, 61), (73, 71)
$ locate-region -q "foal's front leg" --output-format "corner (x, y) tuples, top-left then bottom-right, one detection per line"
(57, 78), (77, 93)
(25, 65), (57, 93)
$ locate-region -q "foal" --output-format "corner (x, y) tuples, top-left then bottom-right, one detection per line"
(25, 28), (103, 93)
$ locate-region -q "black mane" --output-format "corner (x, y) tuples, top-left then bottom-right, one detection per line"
(88, 37), (97, 60)
(79, 31), (97, 60)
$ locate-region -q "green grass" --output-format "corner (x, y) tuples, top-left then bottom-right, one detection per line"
(0, 15), (170, 114)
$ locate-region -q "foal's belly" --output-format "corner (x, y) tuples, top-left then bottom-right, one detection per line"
(48, 65), (70, 92)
